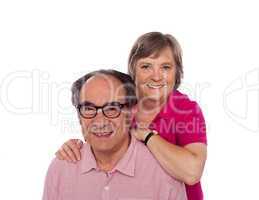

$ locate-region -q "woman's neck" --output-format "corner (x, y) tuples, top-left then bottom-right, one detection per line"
(135, 98), (165, 126)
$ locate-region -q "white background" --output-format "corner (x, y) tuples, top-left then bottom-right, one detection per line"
(0, 0), (259, 199)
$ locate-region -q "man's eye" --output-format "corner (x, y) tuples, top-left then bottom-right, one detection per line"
(105, 106), (119, 112)
(82, 106), (95, 112)
(104, 106), (120, 116)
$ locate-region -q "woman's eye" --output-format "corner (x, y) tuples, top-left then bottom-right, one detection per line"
(141, 64), (151, 69)
(162, 65), (171, 70)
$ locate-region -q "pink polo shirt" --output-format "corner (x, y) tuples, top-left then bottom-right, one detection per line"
(43, 136), (187, 200)
(134, 90), (207, 200)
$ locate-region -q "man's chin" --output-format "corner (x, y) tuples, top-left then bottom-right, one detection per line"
(91, 144), (114, 154)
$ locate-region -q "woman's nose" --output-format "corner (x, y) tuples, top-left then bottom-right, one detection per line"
(151, 68), (162, 81)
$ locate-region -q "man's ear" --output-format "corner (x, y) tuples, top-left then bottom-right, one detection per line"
(79, 118), (82, 125)
(76, 111), (82, 125)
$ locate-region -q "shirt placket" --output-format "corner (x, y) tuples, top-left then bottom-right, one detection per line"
(101, 172), (114, 200)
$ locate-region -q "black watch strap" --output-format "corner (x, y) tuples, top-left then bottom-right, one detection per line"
(143, 132), (155, 145)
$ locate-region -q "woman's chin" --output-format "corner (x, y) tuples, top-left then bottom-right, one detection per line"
(146, 91), (167, 100)
(141, 94), (166, 106)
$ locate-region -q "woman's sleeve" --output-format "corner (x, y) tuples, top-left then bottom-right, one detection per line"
(176, 102), (207, 146)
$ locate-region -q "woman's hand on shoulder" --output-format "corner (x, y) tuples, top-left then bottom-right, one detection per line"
(55, 139), (83, 163)
(131, 128), (151, 142)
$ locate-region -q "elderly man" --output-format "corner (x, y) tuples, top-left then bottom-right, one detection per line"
(42, 69), (187, 200)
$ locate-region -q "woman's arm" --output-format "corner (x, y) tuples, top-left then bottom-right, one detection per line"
(133, 129), (207, 185)
(149, 135), (207, 185)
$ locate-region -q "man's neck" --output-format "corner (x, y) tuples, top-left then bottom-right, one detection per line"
(92, 135), (131, 172)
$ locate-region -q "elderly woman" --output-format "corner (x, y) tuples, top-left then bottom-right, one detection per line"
(56, 32), (207, 200)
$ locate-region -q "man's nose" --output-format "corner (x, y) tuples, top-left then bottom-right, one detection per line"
(94, 109), (106, 121)
(91, 109), (109, 128)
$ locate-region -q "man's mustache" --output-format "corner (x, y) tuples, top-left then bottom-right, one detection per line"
(88, 123), (114, 133)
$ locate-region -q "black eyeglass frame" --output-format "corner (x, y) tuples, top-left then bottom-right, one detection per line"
(76, 101), (130, 119)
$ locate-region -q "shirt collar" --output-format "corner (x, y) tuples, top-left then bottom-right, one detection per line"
(80, 144), (98, 174)
(110, 136), (137, 177)
(80, 136), (137, 177)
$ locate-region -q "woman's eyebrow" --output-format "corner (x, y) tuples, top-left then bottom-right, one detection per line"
(137, 61), (152, 65)
(161, 62), (173, 65)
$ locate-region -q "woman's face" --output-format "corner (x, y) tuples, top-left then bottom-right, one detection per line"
(135, 47), (176, 104)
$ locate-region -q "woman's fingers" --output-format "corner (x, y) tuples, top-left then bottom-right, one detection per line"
(55, 146), (73, 162)
(67, 139), (82, 161)
(61, 142), (77, 162)
(76, 139), (84, 149)
(55, 139), (83, 162)
(55, 149), (64, 160)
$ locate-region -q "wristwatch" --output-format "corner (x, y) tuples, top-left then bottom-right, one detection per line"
(143, 130), (158, 145)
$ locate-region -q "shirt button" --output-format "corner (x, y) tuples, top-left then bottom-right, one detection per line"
(104, 186), (109, 191)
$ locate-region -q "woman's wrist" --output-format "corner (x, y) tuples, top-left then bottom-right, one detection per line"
(131, 128), (154, 141)
(142, 129), (159, 145)
(142, 129), (151, 141)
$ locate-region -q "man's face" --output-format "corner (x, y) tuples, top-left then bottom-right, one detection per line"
(134, 47), (176, 103)
(79, 75), (131, 154)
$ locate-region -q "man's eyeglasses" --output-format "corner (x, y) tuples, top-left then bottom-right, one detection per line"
(76, 101), (130, 119)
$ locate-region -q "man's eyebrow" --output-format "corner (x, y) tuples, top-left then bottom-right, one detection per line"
(79, 101), (123, 107)
(79, 100), (95, 106)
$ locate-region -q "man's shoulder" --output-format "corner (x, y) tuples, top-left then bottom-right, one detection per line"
(47, 157), (73, 175)
(134, 139), (154, 158)
(134, 140), (166, 171)
(47, 146), (87, 176)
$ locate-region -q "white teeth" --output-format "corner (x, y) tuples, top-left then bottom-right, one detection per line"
(147, 83), (166, 89)
(94, 132), (113, 137)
